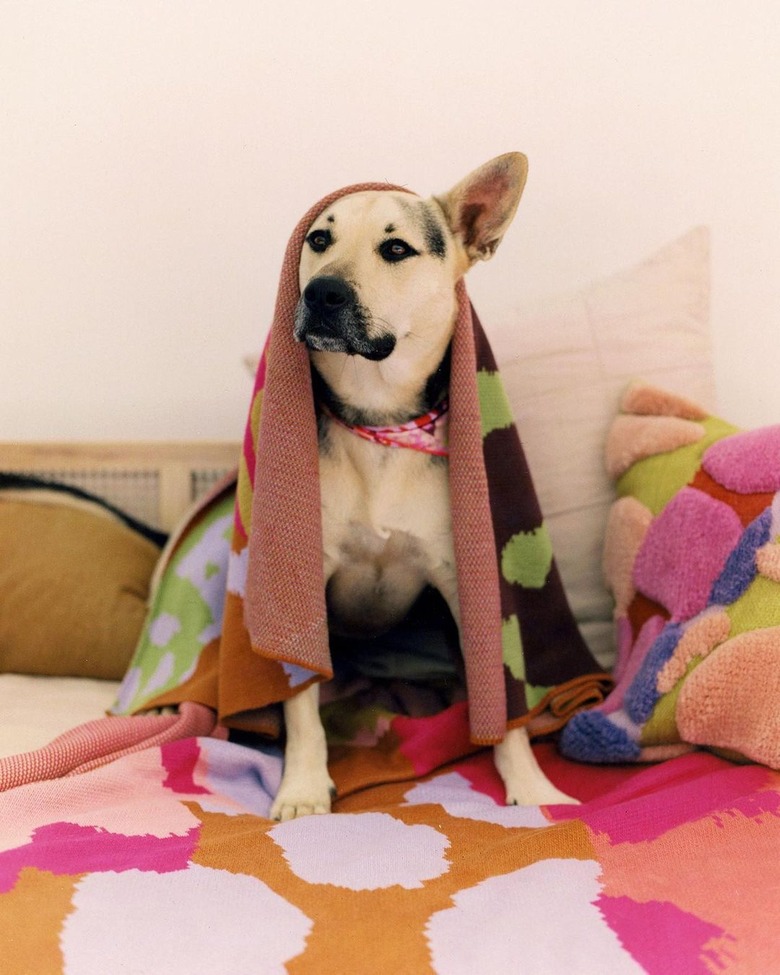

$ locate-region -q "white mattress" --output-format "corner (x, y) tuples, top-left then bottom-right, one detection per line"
(0, 674), (120, 759)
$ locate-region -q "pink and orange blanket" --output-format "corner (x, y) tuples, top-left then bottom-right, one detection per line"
(2, 716), (779, 972)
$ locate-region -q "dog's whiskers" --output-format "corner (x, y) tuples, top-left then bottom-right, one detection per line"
(403, 329), (437, 351)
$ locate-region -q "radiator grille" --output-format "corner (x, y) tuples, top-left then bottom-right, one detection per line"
(12, 466), (232, 531)
(190, 468), (231, 502)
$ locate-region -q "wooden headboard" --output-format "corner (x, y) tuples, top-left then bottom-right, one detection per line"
(0, 441), (241, 532)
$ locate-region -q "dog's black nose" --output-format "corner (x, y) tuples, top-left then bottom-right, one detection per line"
(302, 276), (352, 315)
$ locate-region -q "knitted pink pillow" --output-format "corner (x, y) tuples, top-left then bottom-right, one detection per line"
(561, 384), (780, 768)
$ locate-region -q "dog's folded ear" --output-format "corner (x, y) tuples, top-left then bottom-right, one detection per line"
(436, 152), (528, 265)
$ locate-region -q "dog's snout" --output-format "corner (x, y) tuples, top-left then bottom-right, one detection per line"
(303, 276), (352, 314)
(295, 271), (394, 360)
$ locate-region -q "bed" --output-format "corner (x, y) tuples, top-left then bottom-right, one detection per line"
(1, 228), (778, 973)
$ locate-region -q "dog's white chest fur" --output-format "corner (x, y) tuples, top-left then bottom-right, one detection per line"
(319, 419), (455, 637)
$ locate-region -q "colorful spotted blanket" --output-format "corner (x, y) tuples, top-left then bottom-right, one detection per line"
(3, 722), (779, 972)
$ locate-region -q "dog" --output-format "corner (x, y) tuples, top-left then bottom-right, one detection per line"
(270, 152), (577, 820)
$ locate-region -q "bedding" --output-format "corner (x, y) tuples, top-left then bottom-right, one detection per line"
(0, 675), (119, 760)
(2, 228), (778, 973)
(2, 717), (778, 973)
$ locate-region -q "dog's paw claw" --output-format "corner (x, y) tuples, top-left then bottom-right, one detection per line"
(270, 776), (336, 821)
(273, 802), (330, 822)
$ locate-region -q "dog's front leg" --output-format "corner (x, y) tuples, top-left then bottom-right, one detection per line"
(428, 558), (578, 807)
(494, 727), (578, 806)
(270, 683), (336, 821)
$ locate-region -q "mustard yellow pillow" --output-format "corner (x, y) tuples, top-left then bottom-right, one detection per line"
(0, 491), (163, 679)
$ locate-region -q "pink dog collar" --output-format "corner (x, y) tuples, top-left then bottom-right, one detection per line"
(321, 400), (450, 457)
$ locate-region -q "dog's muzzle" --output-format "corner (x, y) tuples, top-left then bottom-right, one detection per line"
(294, 275), (396, 361)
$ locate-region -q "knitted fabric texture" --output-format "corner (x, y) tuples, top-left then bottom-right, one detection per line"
(561, 382), (780, 768)
(136, 183), (610, 745)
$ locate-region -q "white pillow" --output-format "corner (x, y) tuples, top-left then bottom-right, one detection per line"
(492, 227), (715, 669)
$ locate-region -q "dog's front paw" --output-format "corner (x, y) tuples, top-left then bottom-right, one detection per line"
(494, 727), (580, 807)
(270, 773), (337, 821)
(505, 781), (580, 807)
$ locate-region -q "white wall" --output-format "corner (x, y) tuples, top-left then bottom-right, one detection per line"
(2, 1), (778, 440)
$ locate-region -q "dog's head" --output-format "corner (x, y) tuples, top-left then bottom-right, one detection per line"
(294, 153), (527, 416)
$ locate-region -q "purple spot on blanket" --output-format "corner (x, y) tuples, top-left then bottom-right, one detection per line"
(624, 623), (682, 724)
(161, 738), (210, 795)
(703, 425), (780, 494)
(709, 507), (772, 606)
(597, 895), (733, 974)
(113, 665), (141, 714)
(282, 662), (319, 688)
(633, 488), (743, 620)
(0, 822), (199, 892)
(559, 711), (641, 764)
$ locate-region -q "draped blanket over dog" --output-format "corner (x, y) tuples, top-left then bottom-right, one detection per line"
(127, 183), (609, 744)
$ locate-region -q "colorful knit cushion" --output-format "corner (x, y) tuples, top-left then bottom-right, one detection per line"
(560, 383), (780, 769)
(0, 482), (163, 679)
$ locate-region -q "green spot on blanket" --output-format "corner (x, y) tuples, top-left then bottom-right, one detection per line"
(501, 615), (525, 680)
(476, 369), (515, 438)
(501, 525), (553, 589)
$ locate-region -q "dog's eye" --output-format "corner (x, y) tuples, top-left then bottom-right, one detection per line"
(379, 238), (419, 263)
(307, 229), (332, 253)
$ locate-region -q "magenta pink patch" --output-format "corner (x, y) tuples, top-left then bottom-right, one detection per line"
(0, 821), (199, 893)
(703, 426), (780, 494)
(612, 617), (633, 683)
(597, 895), (733, 973)
(161, 738), (210, 795)
(550, 753), (776, 843)
(534, 742), (648, 804)
(394, 702), (474, 777)
(454, 752), (506, 804)
(634, 487), (742, 619)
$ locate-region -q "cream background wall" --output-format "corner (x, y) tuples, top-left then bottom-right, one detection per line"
(2, 1), (778, 440)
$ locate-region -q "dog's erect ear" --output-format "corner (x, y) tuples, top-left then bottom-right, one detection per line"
(436, 152), (528, 264)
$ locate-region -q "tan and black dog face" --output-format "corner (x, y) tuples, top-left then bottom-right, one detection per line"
(294, 190), (465, 361)
(294, 153), (528, 419)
